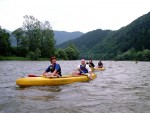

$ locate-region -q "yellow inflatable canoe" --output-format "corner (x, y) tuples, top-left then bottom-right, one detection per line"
(90, 67), (95, 72)
(94, 67), (106, 71)
(16, 73), (97, 87)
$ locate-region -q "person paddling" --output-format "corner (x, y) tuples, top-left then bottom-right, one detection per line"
(43, 56), (61, 78)
(98, 60), (103, 68)
(89, 59), (95, 68)
(72, 59), (93, 80)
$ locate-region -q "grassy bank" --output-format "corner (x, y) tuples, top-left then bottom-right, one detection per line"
(0, 56), (49, 61)
(0, 56), (28, 60)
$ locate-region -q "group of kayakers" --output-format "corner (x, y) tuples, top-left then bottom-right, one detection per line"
(43, 56), (103, 80)
(86, 59), (103, 68)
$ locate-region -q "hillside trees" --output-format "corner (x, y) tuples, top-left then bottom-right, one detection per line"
(64, 43), (79, 60)
(55, 48), (68, 60)
(11, 15), (80, 60)
(0, 27), (11, 56)
(57, 12), (150, 61)
(55, 43), (80, 60)
(12, 15), (55, 60)
(115, 48), (150, 61)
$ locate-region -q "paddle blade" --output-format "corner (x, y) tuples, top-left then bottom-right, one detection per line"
(28, 74), (38, 77)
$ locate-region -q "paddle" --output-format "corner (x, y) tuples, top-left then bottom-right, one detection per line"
(28, 74), (41, 77)
(28, 74), (73, 78)
(79, 70), (93, 80)
(28, 74), (58, 78)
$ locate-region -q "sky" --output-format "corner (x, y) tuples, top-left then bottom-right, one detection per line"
(0, 0), (150, 33)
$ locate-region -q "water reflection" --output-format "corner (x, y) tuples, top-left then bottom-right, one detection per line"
(16, 86), (62, 92)
(19, 95), (56, 101)
(16, 86), (62, 101)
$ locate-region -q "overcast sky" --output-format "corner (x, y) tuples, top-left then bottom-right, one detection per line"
(0, 0), (150, 33)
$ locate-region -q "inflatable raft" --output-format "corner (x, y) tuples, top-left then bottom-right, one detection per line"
(94, 67), (106, 71)
(16, 73), (97, 87)
(90, 67), (95, 72)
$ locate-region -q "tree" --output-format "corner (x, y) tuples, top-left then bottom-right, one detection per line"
(12, 15), (55, 59)
(12, 28), (29, 57)
(40, 21), (55, 58)
(0, 27), (11, 56)
(135, 51), (143, 61)
(28, 51), (35, 60)
(22, 15), (41, 52)
(35, 48), (41, 60)
(22, 16), (55, 58)
(142, 49), (150, 61)
(64, 43), (80, 60)
(12, 28), (24, 47)
(55, 48), (68, 60)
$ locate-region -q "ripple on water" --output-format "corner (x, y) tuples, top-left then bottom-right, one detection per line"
(0, 61), (150, 113)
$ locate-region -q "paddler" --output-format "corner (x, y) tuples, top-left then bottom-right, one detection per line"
(72, 59), (93, 80)
(43, 56), (61, 78)
(89, 59), (95, 68)
(98, 60), (103, 68)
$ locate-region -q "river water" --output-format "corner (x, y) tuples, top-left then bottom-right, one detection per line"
(0, 61), (150, 113)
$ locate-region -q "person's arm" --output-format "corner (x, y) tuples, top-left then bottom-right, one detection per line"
(77, 65), (80, 71)
(86, 64), (92, 72)
(86, 65), (93, 80)
(93, 63), (95, 67)
(51, 70), (57, 76)
(43, 66), (50, 75)
(43, 71), (47, 75)
(52, 64), (60, 76)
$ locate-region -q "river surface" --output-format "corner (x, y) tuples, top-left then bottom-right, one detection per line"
(0, 61), (150, 113)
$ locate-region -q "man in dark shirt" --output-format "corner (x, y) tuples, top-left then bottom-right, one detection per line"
(98, 60), (103, 68)
(89, 59), (95, 68)
(43, 56), (61, 77)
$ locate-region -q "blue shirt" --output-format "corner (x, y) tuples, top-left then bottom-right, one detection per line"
(45, 63), (61, 76)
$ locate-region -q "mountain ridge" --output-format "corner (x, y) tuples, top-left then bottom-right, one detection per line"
(54, 30), (84, 45)
(8, 30), (84, 46)
(57, 11), (150, 59)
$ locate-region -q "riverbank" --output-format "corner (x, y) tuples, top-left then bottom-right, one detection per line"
(0, 56), (49, 61)
(0, 56), (149, 61)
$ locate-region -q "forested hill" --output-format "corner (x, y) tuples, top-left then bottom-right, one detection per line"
(91, 11), (150, 60)
(57, 12), (150, 60)
(57, 29), (111, 51)
(54, 31), (84, 45)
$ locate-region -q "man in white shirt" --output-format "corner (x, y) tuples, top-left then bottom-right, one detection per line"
(73, 59), (93, 80)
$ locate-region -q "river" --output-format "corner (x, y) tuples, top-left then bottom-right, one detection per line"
(0, 61), (150, 113)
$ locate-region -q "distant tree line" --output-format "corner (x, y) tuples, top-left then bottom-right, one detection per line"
(0, 27), (11, 56)
(0, 15), (79, 60)
(115, 48), (150, 61)
(55, 43), (79, 60)
(80, 48), (150, 61)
